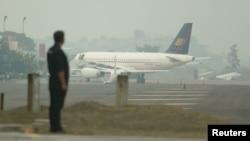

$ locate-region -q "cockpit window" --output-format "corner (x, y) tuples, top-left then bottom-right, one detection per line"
(79, 54), (84, 60)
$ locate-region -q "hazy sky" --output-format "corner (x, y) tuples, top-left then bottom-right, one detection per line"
(1, 0), (250, 58)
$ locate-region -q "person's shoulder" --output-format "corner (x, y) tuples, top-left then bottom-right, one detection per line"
(47, 46), (54, 55)
(48, 45), (61, 54)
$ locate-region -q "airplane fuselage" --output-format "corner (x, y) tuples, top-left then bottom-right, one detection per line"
(75, 52), (195, 71)
(70, 23), (194, 83)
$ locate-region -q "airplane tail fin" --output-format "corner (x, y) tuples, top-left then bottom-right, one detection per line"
(165, 23), (192, 54)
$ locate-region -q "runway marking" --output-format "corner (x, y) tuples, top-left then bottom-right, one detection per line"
(147, 88), (211, 92)
(163, 103), (197, 106)
(141, 91), (211, 94)
(15, 81), (101, 85)
(156, 89), (212, 91)
(143, 90), (208, 92)
(132, 94), (207, 97)
(128, 98), (200, 101)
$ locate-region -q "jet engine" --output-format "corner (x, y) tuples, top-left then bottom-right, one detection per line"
(81, 68), (104, 78)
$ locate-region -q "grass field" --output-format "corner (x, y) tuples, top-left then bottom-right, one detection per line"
(0, 102), (228, 138)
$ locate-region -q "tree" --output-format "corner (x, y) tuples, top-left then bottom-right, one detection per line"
(38, 59), (47, 72)
(0, 37), (36, 74)
(0, 31), (36, 51)
(226, 44), (240, 70)
(136, 44), (160, 52)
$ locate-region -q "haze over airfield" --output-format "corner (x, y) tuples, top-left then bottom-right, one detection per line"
(1, 0), (250, 58)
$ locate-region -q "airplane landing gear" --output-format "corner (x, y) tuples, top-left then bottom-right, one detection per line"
(137, 74), (145, 83)
(85, 78), (91, 82)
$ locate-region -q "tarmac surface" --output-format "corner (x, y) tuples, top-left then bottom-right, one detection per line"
(1, 79), (250, 123)
(1, 78), (250, 140)
(0, 132), (205, 141)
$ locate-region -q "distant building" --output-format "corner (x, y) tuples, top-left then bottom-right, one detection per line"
(39, 44), (46, 58)
(8, 36), (18, 51)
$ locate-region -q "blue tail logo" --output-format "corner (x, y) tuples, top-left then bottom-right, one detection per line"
(166, 23), (192, 54)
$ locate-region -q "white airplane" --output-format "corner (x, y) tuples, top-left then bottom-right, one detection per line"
(198, 71), (215, 80)
(215, 72), (241, 81)
(71, 23), (195, 83)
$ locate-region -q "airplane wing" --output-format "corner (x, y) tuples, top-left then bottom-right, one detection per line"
(216, 75), (232, 81)
(183, 56), (211, 67)
(195, 57), (211, 61)
(225, 77), (233, 81)
(198, 71), (215, 77)
(96, 66), (168, 74)
(215, 72), (241, 81)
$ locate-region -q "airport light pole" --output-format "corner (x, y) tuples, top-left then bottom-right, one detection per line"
(3, 16), (7, 32)
(23, 17), (26, 34)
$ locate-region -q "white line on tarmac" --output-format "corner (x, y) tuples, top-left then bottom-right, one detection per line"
(163, 103), (198, 106)
(128, 98), (200, 101)
(132, 94), (207, 97)
(142, 91), (210, 94)
(15, 81), (95, 85)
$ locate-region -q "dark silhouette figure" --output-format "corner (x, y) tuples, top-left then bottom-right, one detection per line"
(47, 31), (69, 133)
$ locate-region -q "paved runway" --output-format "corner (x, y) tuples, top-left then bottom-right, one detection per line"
(0, 79), (213, 110)
(0, 132), (205, 141)
(1, 79), (250, 124)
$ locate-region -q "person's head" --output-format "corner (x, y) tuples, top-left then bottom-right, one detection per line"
(53, 30), (65, 46)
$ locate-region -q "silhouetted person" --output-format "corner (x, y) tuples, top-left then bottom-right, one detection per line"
(47, 31), (69, 133)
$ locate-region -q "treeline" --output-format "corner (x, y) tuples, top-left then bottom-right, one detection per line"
(0, 34), (37, 74)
